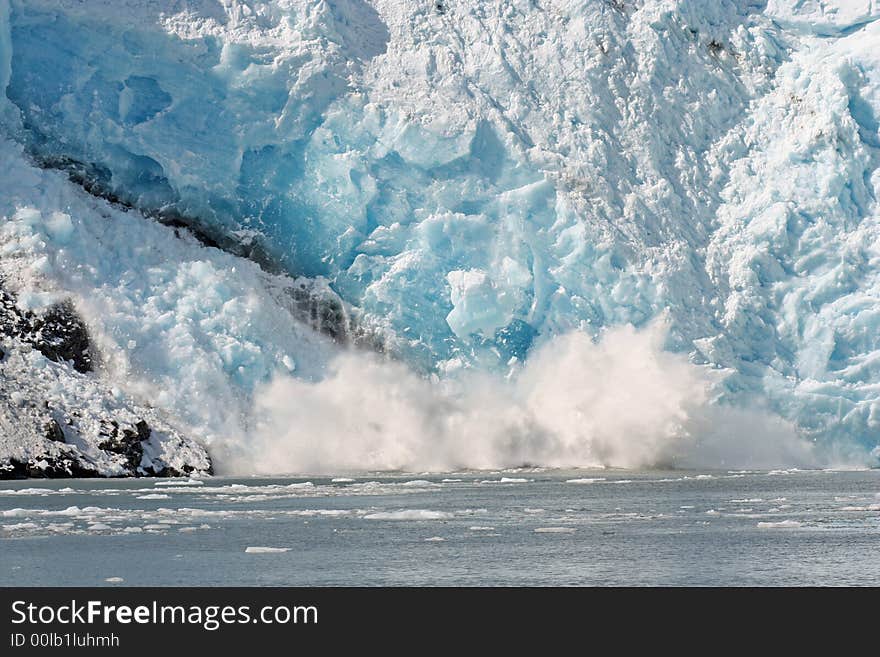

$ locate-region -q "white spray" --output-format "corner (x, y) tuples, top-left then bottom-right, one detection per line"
(216, 320), (818, 474)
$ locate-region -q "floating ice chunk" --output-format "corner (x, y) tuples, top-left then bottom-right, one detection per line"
(38, 506), (78, 518)
(331, 478), (355, 483)
(104, 577), (124, 583)
(87, 523), (112, 531)
(469, 526), (496, 531)
(424, 536), (445, 542)
(2, 522), (38, 531)
(154, 480), (204, 487)
(245, 547), (291, 553)
(534, 527), (576, 533)
(565, 478), (606, 484)
(757, 520), (802, 528)
(136, 494), (171, 500)
(363, 510), (453, 521)
(0, 488), (54, 495)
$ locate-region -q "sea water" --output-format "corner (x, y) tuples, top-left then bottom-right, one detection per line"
(2, 469), (880, 586)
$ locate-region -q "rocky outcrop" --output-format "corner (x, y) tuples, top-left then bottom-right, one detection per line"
(0, 285), (212, 479)
(0, 287), (92, 372)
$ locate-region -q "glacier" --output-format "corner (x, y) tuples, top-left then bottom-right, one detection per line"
(1, 0), (879, 474)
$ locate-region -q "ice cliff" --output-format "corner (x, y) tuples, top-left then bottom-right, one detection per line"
(1, 0), (879, 475)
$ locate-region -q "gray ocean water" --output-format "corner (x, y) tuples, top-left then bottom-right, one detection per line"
(2, 469), (879, 586)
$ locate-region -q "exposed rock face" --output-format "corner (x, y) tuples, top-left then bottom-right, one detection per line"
(1, 288), (92, 372)
(0, 285), (212, 479)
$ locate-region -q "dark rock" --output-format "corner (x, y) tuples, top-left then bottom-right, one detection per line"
(0, 286), (93, 372)
(286, 283), (357, 344)
(35, 300), (93, 372)
(0, 456), (100, 480)
(98, 419), (150, 473)
(44, 418), (66, 443)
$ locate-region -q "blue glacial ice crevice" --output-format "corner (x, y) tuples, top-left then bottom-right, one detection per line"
(1, 0), (880, 463)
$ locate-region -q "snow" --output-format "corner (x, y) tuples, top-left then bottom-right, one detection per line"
(0, 1), (879, 473)
(0, 334), (211, 476)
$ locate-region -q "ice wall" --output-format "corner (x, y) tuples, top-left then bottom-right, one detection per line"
(1, 1), (776, 362)
(1, 0), (880, 460)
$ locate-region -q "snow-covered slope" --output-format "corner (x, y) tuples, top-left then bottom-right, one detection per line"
(1, 0), (879, 473)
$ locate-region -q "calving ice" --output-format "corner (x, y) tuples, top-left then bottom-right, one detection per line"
(1, 0), (880, 475)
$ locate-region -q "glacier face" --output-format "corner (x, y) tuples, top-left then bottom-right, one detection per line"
(1, 0), (880, 468)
